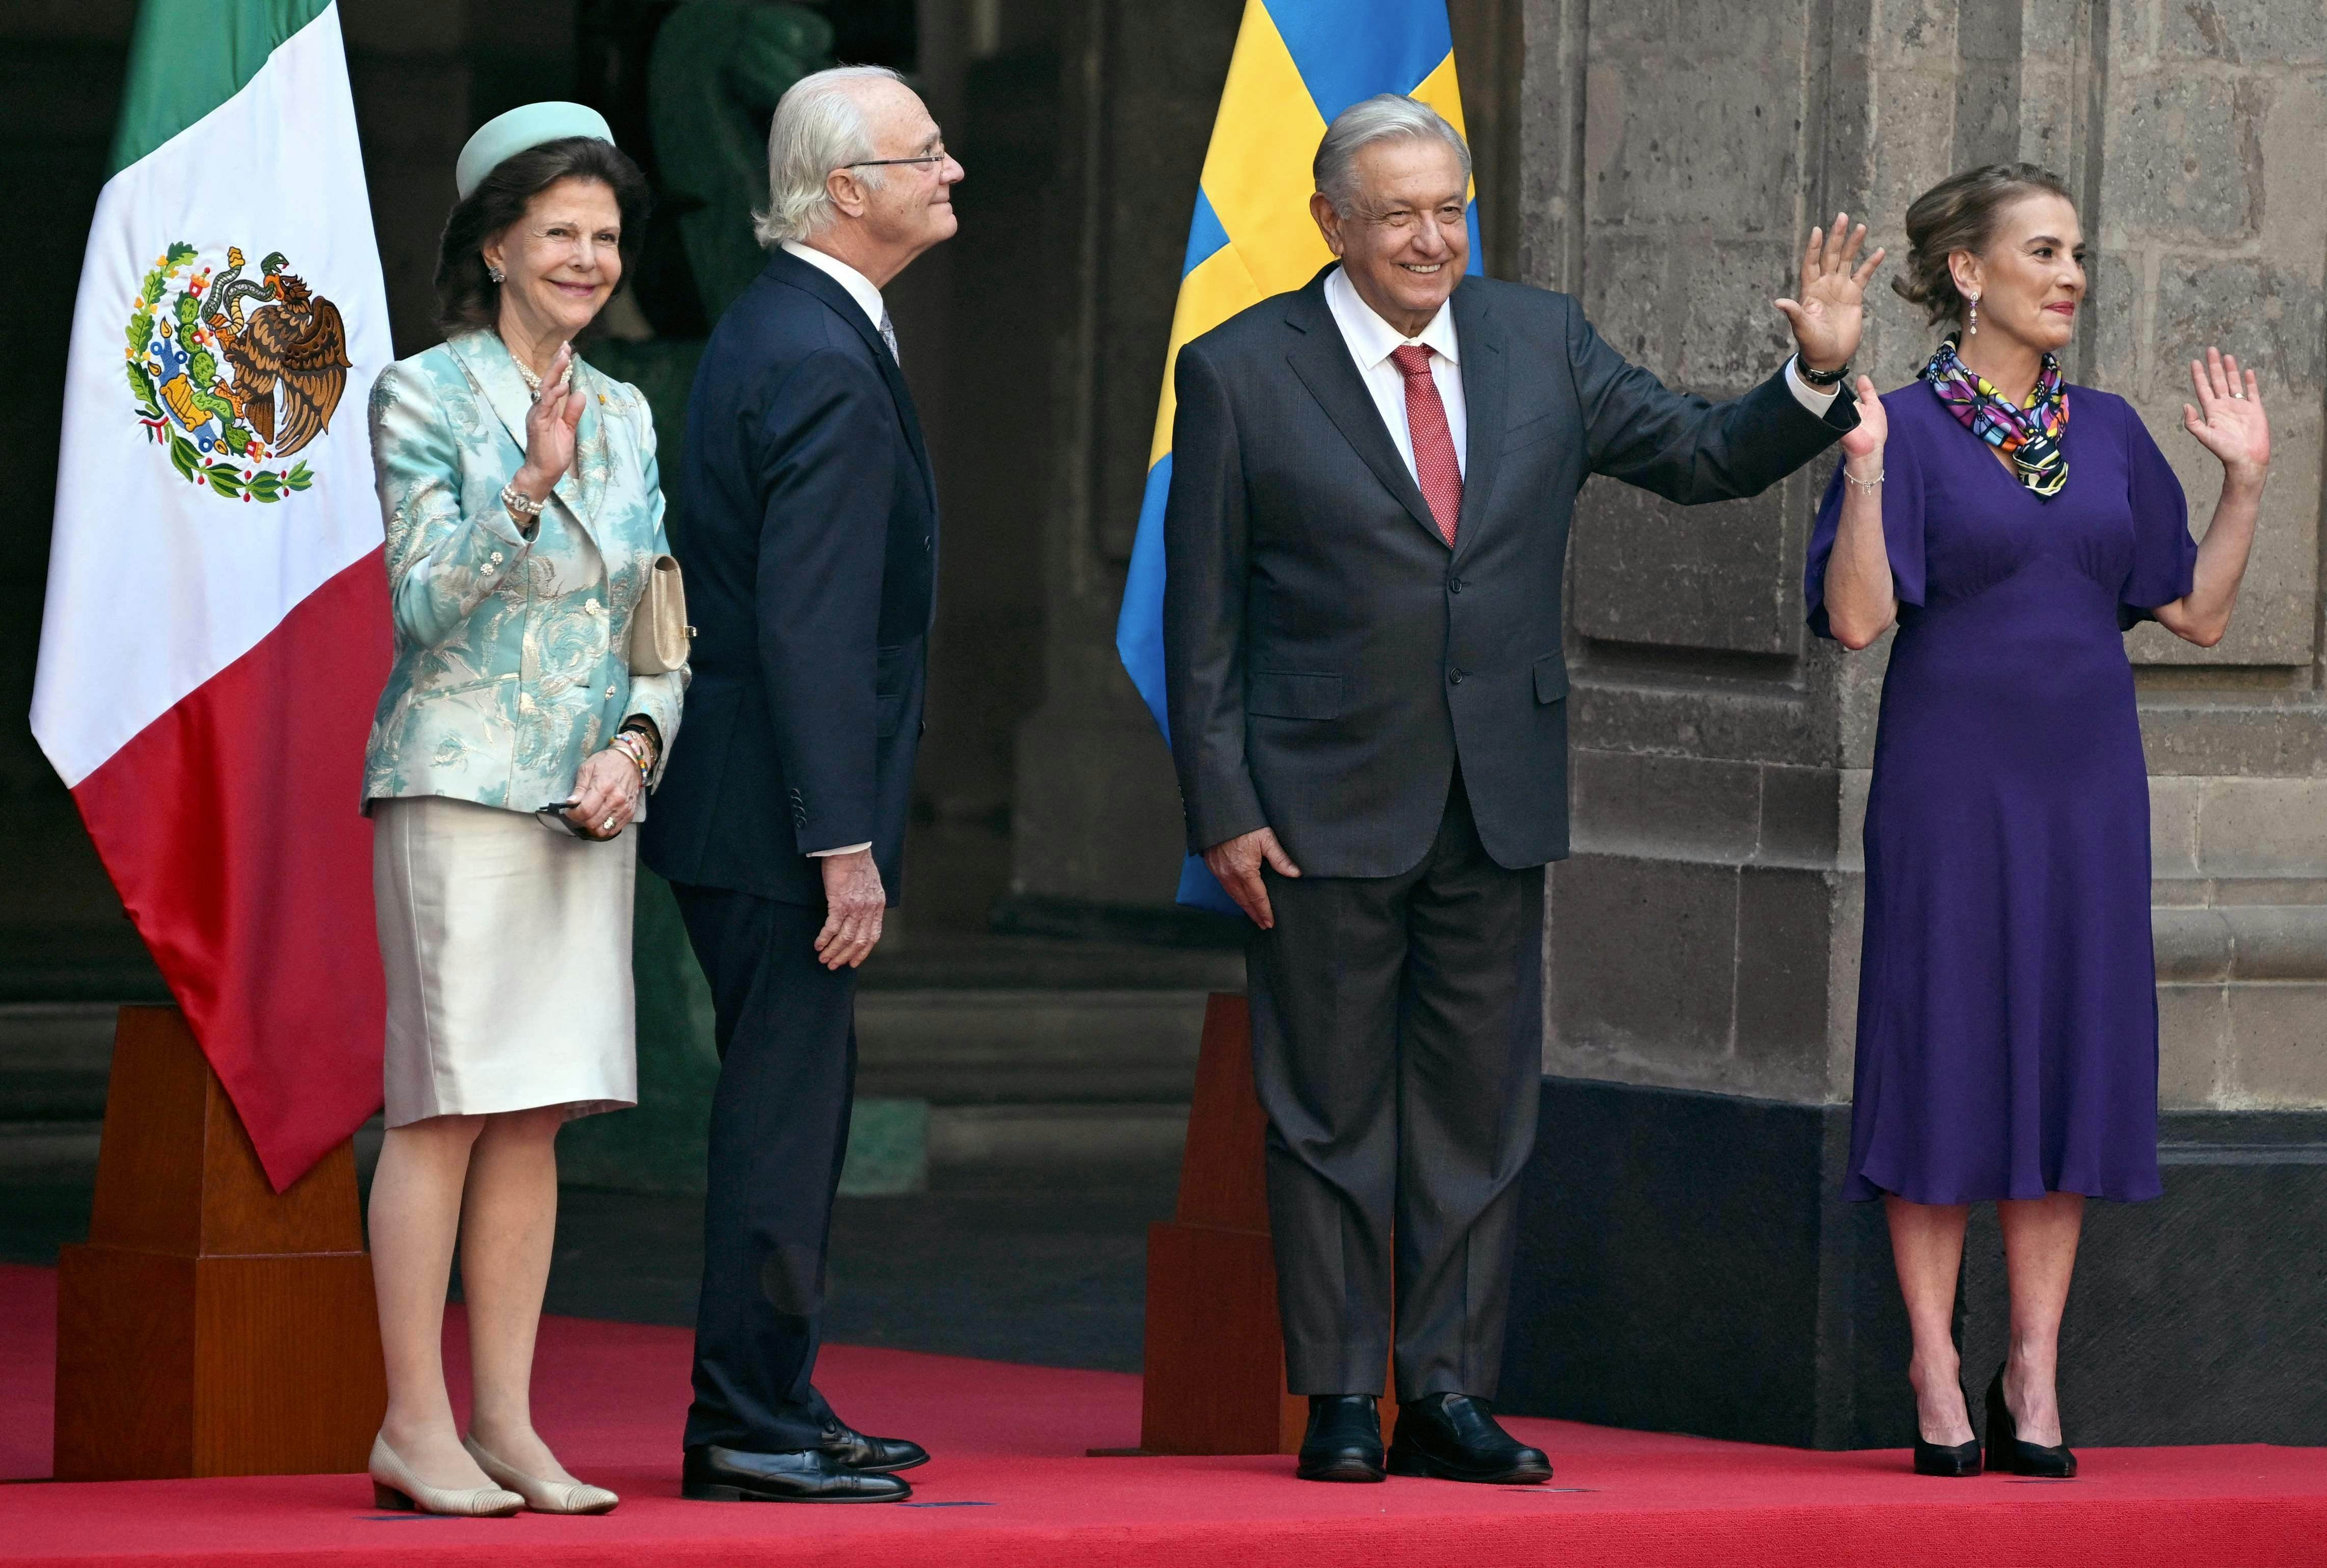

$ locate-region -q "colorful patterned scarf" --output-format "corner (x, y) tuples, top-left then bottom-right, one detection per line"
(1921, 333), (2070, 498)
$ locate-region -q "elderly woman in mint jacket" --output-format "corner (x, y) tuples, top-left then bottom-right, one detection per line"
(358, 104), (684, 1520)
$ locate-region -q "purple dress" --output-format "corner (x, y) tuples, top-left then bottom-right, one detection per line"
(1806, 384), (2198, 1205)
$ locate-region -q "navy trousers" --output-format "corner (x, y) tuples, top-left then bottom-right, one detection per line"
(672, 884), (856, 1452)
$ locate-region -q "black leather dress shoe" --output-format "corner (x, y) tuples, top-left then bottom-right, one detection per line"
(681, 1444), (912, 1503)
(818, 1420), (929, 1474)
(1296, 1395), (1385, 1482)
(1387, 1394), (1552, 1484)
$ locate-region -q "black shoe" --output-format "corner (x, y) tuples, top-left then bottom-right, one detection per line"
(1386, 1394), (1552, 1484)
(1295, 1395), (1385, 1483)
(1912, 1381), (1982, 1476)
(681, 1444), (913, 1502)
(1984, 1368), (2075, 1479)
(1913, 1432), (1982, 1476)
(818, 1420), (930, 1474)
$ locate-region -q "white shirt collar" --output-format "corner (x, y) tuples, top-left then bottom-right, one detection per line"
(781, 240), (885, 332)
(1325, 264), (1461, 371)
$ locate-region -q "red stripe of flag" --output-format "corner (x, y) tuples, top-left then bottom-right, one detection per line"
(70, 549), (391, 1190)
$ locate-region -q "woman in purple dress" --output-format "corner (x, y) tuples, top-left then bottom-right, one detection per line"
(1807, 165), (2272, 1478)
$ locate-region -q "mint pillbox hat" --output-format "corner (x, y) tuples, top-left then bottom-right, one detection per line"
(455, 102), (617, 200)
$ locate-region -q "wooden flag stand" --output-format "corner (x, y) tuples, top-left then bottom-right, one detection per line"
(53, 1005), (385, 1480)
(1137, 994), (1396, 1454)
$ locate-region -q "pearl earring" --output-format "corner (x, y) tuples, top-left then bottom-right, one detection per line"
(1967, 293), (1979, 335)
(487, 263), (506, 284)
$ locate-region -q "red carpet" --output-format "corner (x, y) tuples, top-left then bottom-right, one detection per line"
(4, 1263), (2324, 1567)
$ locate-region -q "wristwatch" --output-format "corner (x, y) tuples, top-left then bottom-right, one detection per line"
(1795, 354), (1849, 388)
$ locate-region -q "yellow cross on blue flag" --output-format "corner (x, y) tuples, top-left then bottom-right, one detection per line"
(1114, 0), (1479, 913)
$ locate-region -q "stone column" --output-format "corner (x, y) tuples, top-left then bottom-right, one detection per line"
(1008, 0), (1244, 914)
(1502, 0), (2327, 1447)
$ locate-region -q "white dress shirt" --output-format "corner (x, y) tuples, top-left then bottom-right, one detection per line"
(1321, 264), (1837, 485)
(780, 238), (887, 859)
(1324, 265), (1467, 480)
(782, 241), (886, 337)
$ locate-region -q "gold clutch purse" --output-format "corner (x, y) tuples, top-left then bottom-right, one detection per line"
(629, 554), (694, 675)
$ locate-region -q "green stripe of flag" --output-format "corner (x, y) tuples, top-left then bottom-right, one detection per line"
(109, 0), (334, 177)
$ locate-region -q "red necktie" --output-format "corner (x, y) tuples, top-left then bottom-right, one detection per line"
(1391, 343), (1462, 546)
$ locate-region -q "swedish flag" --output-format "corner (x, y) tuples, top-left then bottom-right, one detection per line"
(1114, 0), (1480, 913)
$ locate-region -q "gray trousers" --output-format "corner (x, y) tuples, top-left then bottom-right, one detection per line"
(1246, 775), (1544, 1401)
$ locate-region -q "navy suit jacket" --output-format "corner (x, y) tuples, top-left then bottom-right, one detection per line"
(1163, 269), (1855, 879)
(642, 249), (937, 907)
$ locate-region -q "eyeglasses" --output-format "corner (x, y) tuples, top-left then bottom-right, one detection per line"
(845, 148), (949, 171)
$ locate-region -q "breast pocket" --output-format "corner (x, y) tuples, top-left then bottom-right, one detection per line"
(1502, 409), (1567, 455)
(1247, 671), (1343, 720)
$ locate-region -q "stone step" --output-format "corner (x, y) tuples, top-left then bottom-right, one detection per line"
(0, 926), (169, 1006)
(0, 990), (1223, 1110)
(0, 1004), (119, 1122)
(856, 934), (1241, 993)
(854, 988), (1211, 1105)
(0, 1121), (101, 1180)
(0, 981), (1226, 1187)
(929, 1102), (1188, 1168)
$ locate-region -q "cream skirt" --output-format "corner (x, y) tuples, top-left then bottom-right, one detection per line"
(373, 796), (638, 1128)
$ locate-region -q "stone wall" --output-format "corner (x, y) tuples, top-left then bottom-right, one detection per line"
(1523, 0), (2327, 1111)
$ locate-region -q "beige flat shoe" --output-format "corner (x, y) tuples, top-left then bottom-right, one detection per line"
(369, 1433), (523, 1517)
(464, 1433), (620, 1515)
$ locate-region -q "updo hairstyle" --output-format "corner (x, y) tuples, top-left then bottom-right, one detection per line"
(436, 136), (652, 336)
(1891, 163), (2075, 328)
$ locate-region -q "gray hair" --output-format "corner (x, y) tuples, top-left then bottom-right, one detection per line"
(754, 65), (905, 247)
(1313, 94), (1471, 217)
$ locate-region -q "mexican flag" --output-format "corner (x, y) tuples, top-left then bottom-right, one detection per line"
(32, 0), (392, 1189)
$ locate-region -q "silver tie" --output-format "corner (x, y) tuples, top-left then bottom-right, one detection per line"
(879, 309), (900, 365)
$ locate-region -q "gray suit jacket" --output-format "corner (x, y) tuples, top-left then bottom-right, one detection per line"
(1162, 268), (1855, 879)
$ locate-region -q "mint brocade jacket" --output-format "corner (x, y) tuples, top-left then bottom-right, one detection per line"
(361, 331), (686, 814)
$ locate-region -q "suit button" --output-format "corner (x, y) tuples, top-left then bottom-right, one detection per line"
(1448, 669), (1467, 685)
(1448, 577), (1465, 594)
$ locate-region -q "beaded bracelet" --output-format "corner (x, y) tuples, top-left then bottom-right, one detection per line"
(1843, 467), (1885, 493)
(606, 729), (654, 777)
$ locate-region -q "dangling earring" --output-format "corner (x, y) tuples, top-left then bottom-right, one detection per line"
(487, 262), (506, 284)
(1967, 293), (1979, 336)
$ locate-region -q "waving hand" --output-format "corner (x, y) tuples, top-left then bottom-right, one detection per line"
(1775, 212), (1885, 374)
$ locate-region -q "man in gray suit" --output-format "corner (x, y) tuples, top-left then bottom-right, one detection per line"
(1162, 96), (1880, 1485)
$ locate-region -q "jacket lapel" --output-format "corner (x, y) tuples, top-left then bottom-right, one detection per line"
(444, 330), (604, 544)
(1281, 273), (1445, 550)
(1448, 280), (1505, 563)
(767, 251), (937, 507)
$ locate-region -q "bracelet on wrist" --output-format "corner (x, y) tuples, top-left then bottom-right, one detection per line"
(501, 480), (548, 518)
(606, 730), (652, 777)
(610, 726), (656, 777)
(1795, 355), (1850, 388)
(1843, 465), (1885, 492)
